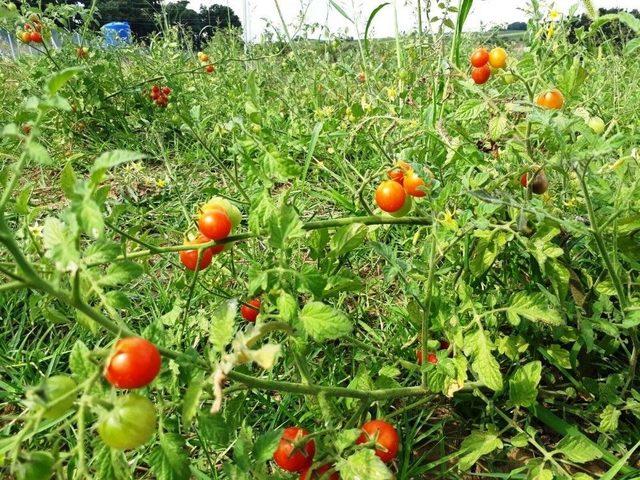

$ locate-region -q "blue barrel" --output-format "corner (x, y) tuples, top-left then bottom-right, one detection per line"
(101, 22), (132, 46)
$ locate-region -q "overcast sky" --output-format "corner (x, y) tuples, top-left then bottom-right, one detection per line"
(188, 0), (638, 40)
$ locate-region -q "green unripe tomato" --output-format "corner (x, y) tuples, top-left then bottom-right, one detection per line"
(15, 451), (54, 480)
(588, 116), (605, 134)
(502, 73), (517, 85)
(39, 375), (77, 420)
(389, 196), (413, 218)
(202, 197), (242, 229)
(98, 394), (157, 450)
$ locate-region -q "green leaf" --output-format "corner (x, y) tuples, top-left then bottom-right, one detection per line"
(364, 3), (390, 54)
(268, 203), (303, 249)
(624, 37), (640, 56)
(47, 67), (84, 96)
(470, 230), (511, 277)
(2, 123), (20, 137)
(336, 449), (393, 480)
(26, 141), (52, 165)
(464, 329), (503, 391)
(329, 223), (367, 258)
(488, 115), (508, 140)
(78, 198), (104, 238)
(457, 429), (503, 471)
(94, 444), (130, 480)
(545, 344), (572, 369)
(198, 414), (229, 449)
(99, 261), (143, 287)
(182, 373), (205, 429)
(334, 429), (361, 454)
(299, 301), (352, 342)
(456, 99), (485, 121)
(149, 433), (190, 480)
(506, 292), (563, 326)
(209, 300), (236, 353)
(90, 150), (145, 186)
(599, 405), (620, 433)
(234, 428), (252, 472)
(276, 292), (298, 323)
(60, 162), (77, 198)
(69, 340), (96, 381)
(555, 434), (602, 463)
(509, 361), (542, 407)
(252, 429), (282, 463)
(42, 216), (81, 272)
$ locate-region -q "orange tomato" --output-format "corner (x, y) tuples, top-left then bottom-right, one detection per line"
(536, 89), (564, 110)
(403, 171), (429, 197)
(375, 180), (407, 213)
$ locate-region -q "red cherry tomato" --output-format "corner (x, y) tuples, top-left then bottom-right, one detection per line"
(104, 337), (162, 389)
(273, 427), (316, 472)
(198, 209), (232, 241)
(300, 464), (339, 480)
(204, 65), (215, 73)
(416, 350), (438, 365)
(471, 65), (491, 85)
(356, 420), (400, 463)
(470, 48), (489, 67)
(162, 86), (172, 95)
(241, 298), (261, 322)
(29, 31), (43, 43)
(375, 180), (407, 213)
(179, 236), (216, 271)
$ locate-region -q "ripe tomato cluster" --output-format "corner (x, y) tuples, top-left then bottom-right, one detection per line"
(179, 197), (241, 271)
(469, 46), (507, 84)
(375, 161), (432, 214)
(197, 51), (215, 73)
(273, 420), (399, 475)
(416, 340), (450, 365)
(149, 85), (172, 107)
(99, 337), (162, 449)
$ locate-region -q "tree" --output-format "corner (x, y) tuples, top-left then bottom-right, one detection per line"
(506, 22), (527, 31)
(199, 4), (241, 32)
(165, 0), (201, 33)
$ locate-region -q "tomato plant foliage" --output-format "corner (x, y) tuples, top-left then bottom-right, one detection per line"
(1, 1), (640, 479)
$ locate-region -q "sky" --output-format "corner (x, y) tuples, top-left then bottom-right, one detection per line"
(188, 0), (639, 41)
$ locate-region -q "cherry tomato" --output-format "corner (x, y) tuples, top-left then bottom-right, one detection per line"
(198, 209), (232, 241)
(387, 168), (404, 184)
(357, 72), (365, 83)
(356, 420), (400, 463)
(179, 236), (217, 271)
(375, 180), (407, 213)
(19, 31), (31, 43)
(403, 171), (428, 197)
(151, 85), (160, 94)
(204, 65), (215, 73)
(470, 47), (489, 67)
(273, 427), (316, 472)
(521, 170), (548, 194)
(471, 65), (491, 85)
(161, 86), (171, 95)
(98, 394), (157, 450)
(29, 31), (43, 43)
(300, 464), (339, 480)
(39, 375), (77, 419)
(416, 350), (438, 365)
(21, 124), (32, 135)
(198, 52), (209, 62)
(201, 197), (242, 229)
(536, 89), (564, 109)
(104, 337), (162, 389)
(488, 47), (507, 68)
(588, 116), (605, 134)
(241, 298), (261, 322)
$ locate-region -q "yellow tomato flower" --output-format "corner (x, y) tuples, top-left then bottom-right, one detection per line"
(156, 179), (167, 188)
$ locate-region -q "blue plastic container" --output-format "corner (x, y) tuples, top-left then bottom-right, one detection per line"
(101, 22), (132, 46)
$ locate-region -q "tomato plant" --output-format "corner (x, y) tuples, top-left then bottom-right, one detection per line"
(104, 337), (162, 389)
